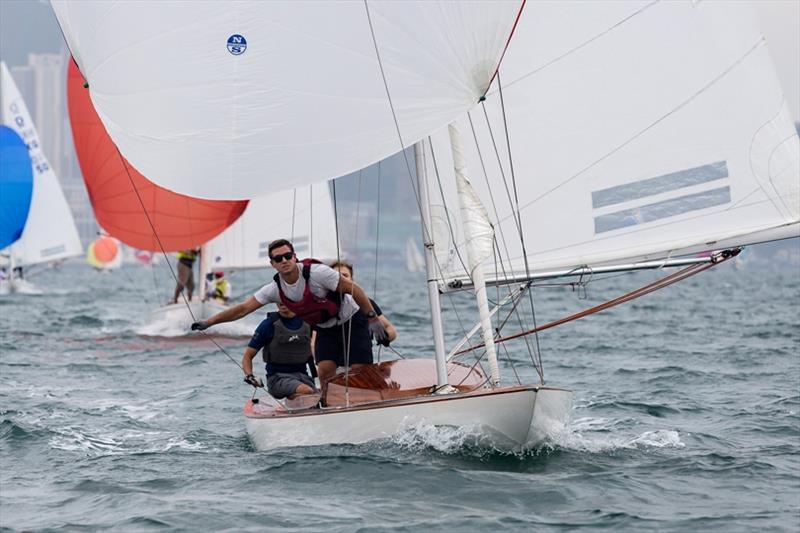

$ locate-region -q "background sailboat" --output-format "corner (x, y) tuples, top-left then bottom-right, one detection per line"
(86, 235), (122, 271)
(1, 61), (82, 294)
(66, 61), (250, 331)
(0, 125), (33, 294)
(51, 1), (799, 451)
(404, 237), (425, 273)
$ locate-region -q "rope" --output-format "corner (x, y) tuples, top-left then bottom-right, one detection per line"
(114, 147), (245, 373)
(453, 249), (739, 357)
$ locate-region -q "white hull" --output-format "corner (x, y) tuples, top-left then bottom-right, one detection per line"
(0, 278), (42, 295)
(245, 386), (572, 452)
(139, 299), (263, 337)
(148, 300), (228, 325)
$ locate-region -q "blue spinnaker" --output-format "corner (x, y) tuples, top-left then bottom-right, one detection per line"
(0, 125), (33, 249)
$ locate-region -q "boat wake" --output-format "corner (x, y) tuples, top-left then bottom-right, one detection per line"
(547, 416), (686, 453)
(136, 316), (253, 338)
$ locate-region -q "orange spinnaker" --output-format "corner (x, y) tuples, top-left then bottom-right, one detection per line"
(67, 61), (248, 252)
(93, 235), (118, 263)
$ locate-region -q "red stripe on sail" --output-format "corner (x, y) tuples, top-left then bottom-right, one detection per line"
(67, 60), (248, 252)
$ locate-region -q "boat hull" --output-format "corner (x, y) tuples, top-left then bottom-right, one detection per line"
(245, 386), (572, 452)
(148, 300), (228, 326)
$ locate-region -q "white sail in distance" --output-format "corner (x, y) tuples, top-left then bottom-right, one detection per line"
(422, 1), (799, 285)
(51, 0), (523, 200)
(204, 183), (340, 272)
(1, 62), (82, 267)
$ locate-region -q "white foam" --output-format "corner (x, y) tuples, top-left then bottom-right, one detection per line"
(547, 418), (685, 453)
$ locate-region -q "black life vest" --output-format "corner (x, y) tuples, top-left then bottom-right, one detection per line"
(261, 313), (313, 365)
(274, 258), (340, 325)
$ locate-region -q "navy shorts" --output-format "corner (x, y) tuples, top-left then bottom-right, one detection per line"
(315, 312), (374, 366)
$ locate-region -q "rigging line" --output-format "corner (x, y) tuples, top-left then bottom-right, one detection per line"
(366, 0), (495, 362)
(290, 188), (297, 241)
(482, 0), (528, 97)
(509, 37), (768, 216)
(495, 72), (545, 377)
(497, 0), (660, 93)
(114, 146), (244, 371)
(482, 97), (541, 376)
(429, 137), (472, 279)
(454, 250), (738, 356)
(468, 111), (516, 280)
(362, 0), (435, 251)
(330, 180), (354, 405)
(420, 138), (480, 354)
(365, 0), (480, 307)
(372, 161), (381, 298)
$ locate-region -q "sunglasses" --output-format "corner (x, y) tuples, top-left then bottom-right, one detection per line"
(270, 251), (294, 263)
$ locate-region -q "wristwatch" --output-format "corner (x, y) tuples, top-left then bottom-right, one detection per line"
(365, 310), (377, 319)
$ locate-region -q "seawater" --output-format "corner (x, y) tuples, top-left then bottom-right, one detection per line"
(1, 261), (798, 532)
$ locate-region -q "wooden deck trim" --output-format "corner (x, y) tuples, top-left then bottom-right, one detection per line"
(244, 385), (571, 420)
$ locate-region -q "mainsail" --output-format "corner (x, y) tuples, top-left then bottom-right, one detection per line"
(1, 62), (82, 267)
(0, 126), (33, 249)
(420, 1), (800, 285)
(66, 61), (248, 252)
(51, 0), (524, 199)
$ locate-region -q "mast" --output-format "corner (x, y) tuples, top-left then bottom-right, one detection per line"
(413, 141), (450, 390)
(448, 123), (500, 386)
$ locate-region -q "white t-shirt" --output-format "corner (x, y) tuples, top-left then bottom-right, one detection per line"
(253, 263), (359, 327)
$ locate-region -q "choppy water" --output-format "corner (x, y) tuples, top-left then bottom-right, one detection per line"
(1, 260), (798, 531)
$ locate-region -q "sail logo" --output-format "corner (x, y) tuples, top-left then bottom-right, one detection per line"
(227, 34), (247, 56)
(592, 161), (731, 234)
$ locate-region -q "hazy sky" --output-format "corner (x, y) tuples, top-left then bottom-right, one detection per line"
(1, 0), (797, 119)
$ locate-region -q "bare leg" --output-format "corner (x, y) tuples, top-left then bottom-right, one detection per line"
(316, 360), (337, 384)
(288, 383), (315, 398)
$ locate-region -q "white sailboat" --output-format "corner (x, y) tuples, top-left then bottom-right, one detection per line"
(52, 1), (798, 452)
(404, 237), (425, 273)
(0, 62), (82, 294)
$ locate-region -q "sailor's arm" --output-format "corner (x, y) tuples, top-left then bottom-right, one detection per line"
(193, 296), (263, 330)
(336, 276), (374, 315)
(241, 346), (258, 376)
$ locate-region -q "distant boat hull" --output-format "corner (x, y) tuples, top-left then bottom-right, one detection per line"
(244, 385), (572, 452)
(0, 278), (42, 295)
(148, 299), (228, 327)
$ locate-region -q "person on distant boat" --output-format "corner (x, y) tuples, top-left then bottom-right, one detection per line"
(171, 248), (198, 304)
(206, 271), (231, 304)
(241, 303), (318, 399)
(191, 238), (389, 386)
(327, 260), (397, 345)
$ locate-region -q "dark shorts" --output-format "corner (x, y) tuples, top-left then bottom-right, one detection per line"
(266, 372), (316, 399)
(314, 312), (374, 366)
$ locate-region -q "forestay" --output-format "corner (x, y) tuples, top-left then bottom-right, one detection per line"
(1, 62), (82, 267)
(422, 1), (800, 285)
(204, 184), (340, 272)
(51, 0), (523, 200)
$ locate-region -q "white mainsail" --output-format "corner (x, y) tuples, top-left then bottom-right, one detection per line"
(421, 1), (799, 286)
(1, 62), (82, 268)
(51, 0), (523, 200)
(204, 184), (340, 273)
